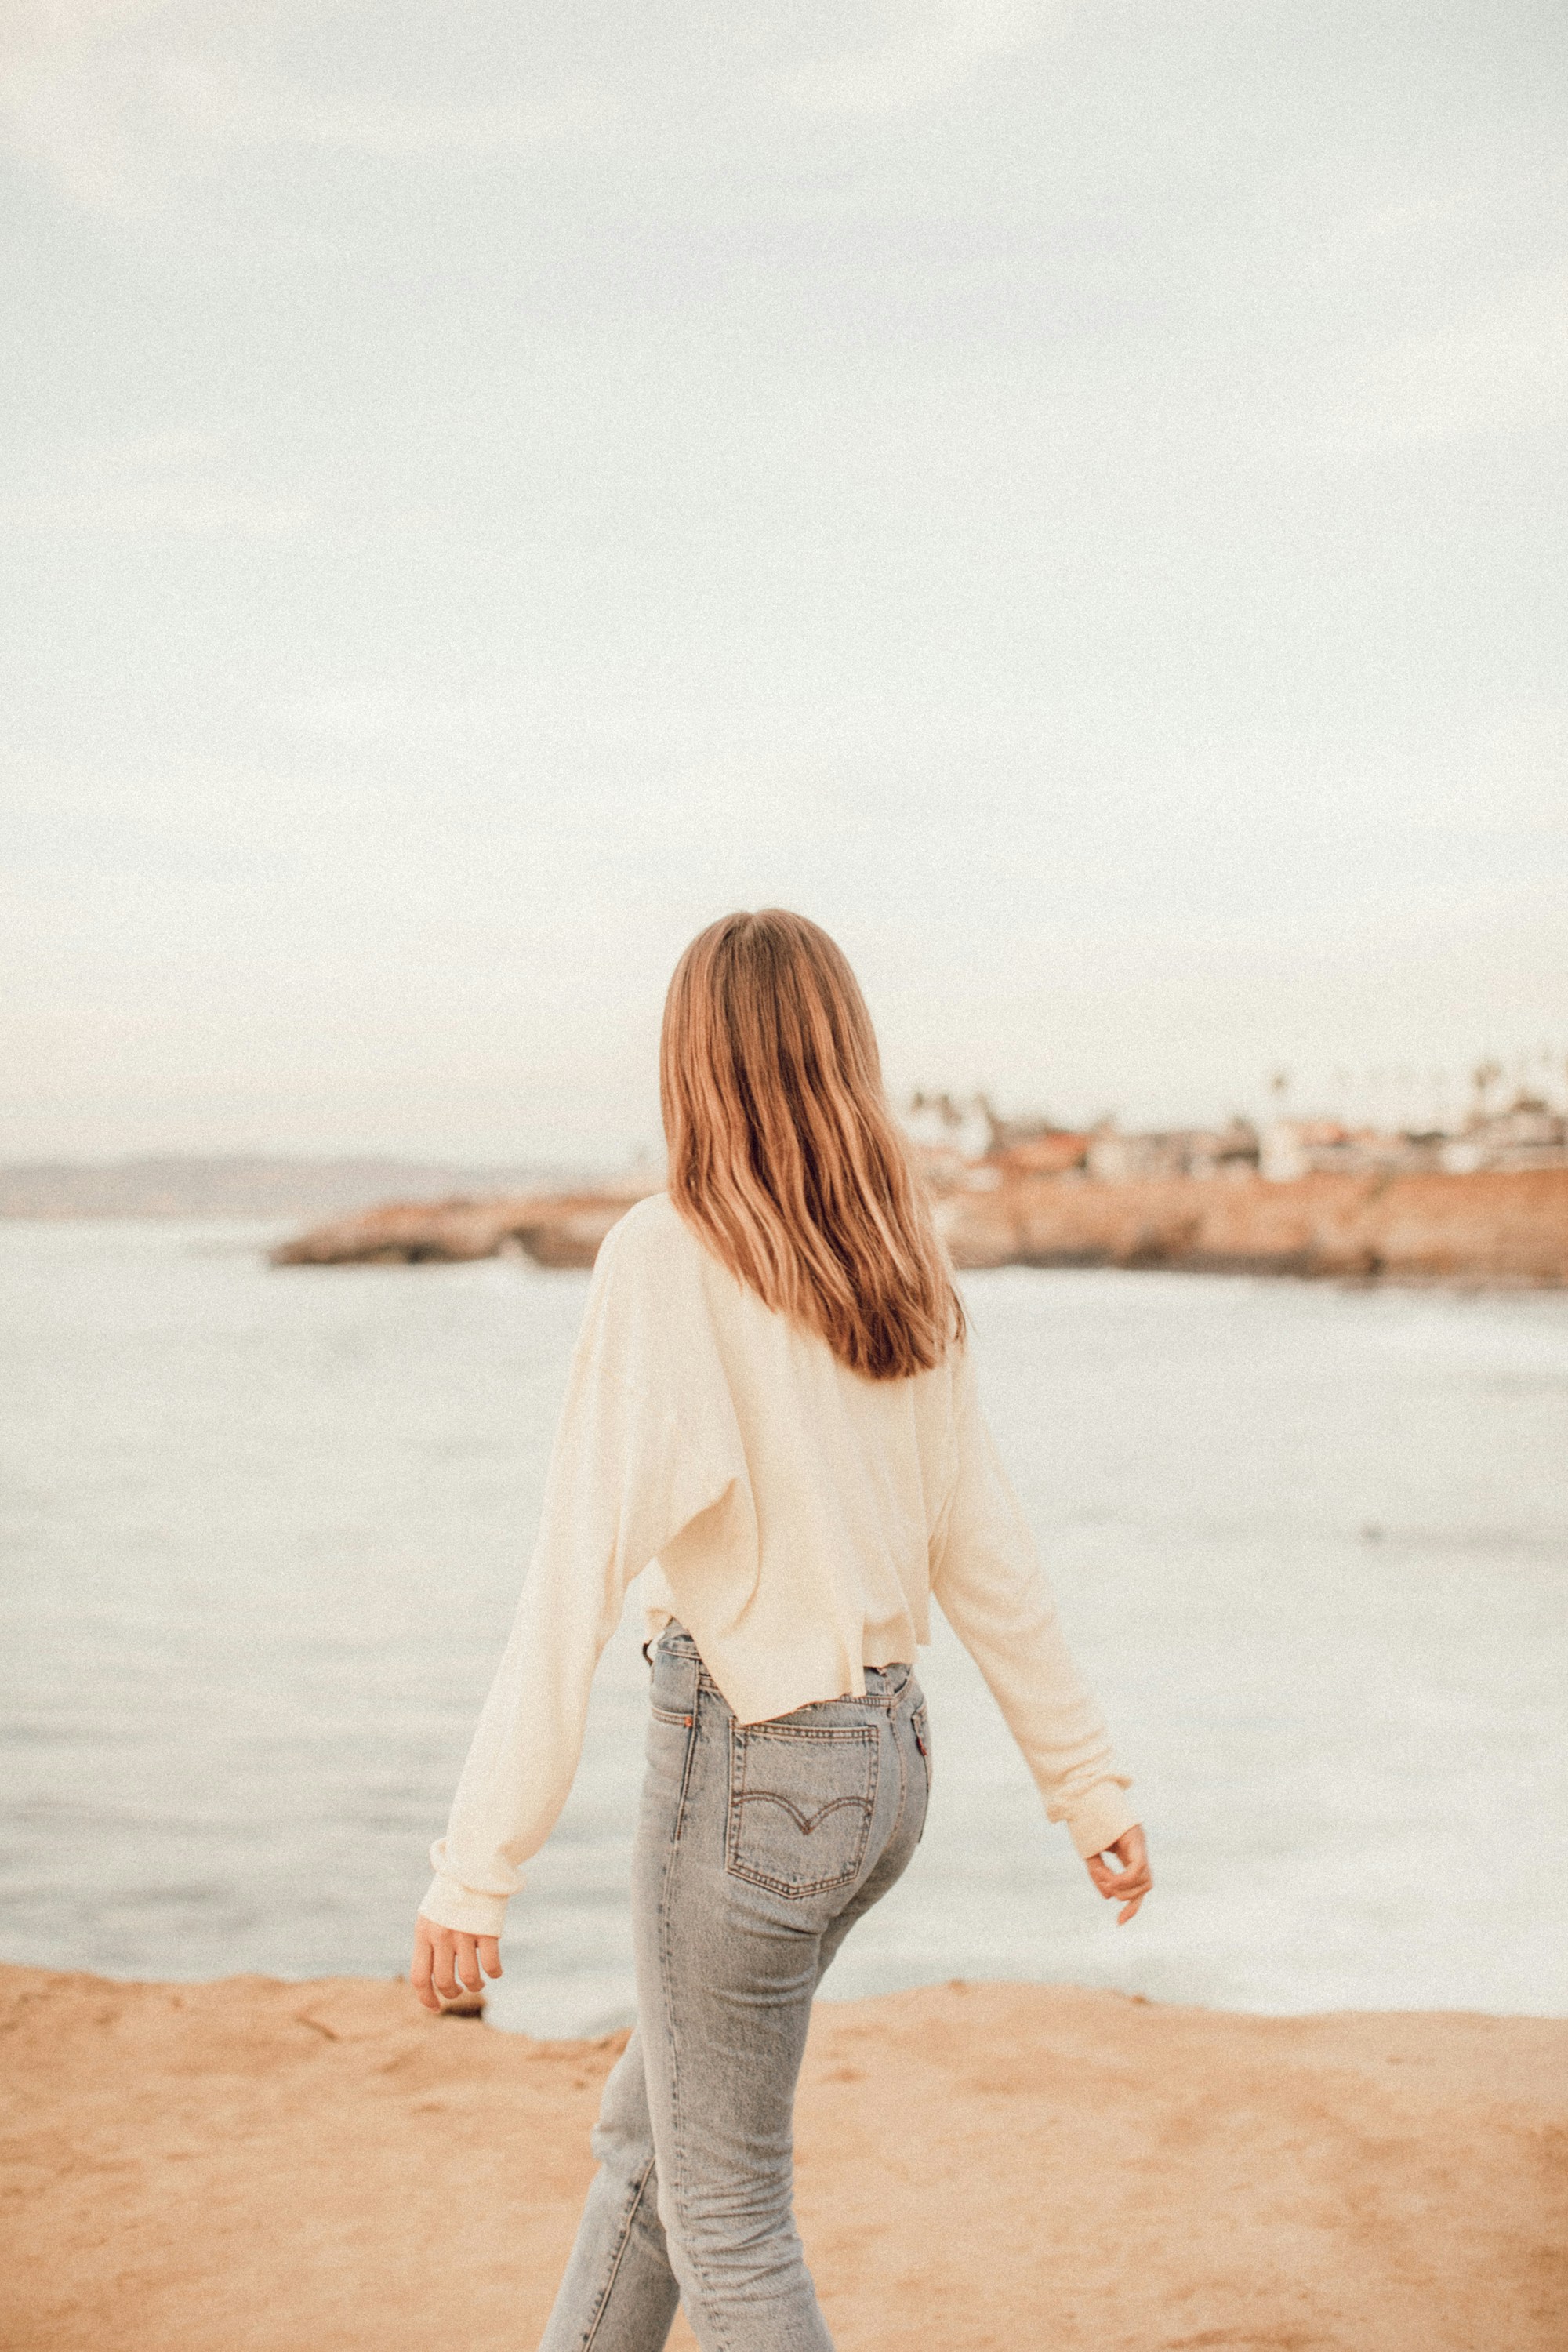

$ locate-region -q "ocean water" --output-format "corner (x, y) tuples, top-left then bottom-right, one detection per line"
(1, 1218), (1564, 2038)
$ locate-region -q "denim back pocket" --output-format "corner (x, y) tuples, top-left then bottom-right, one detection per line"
(726, 1723), (879, 1897)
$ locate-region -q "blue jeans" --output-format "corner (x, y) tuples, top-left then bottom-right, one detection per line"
(539, 1624), (931, 2352)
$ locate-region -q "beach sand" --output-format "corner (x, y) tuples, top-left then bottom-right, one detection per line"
(2, 1965), (1563, 2350)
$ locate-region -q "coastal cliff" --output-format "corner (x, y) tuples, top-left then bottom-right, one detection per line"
(269, 1185), (656, 1269)
(271, 1167), (1568, 1283)
(935, 1164), (1568, 1282)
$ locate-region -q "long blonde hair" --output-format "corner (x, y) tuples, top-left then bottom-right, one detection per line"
(659, 909), (964, 1381)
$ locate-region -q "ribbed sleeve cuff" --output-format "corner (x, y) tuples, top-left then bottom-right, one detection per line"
(1063, 1781), (1140, 1860)
(419, 1873), (510, 1938)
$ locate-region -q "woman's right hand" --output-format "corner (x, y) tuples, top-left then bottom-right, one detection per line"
(409, 1914), (503, 2013)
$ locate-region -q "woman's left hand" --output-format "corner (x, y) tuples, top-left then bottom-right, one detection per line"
(1085, 1824), (1152, 1923)
(410, 1914), (503, 2013)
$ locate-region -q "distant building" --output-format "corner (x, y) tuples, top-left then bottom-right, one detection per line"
(1260, 1097), (1568, 1181)
(1261, 1120), (1448, 1180)
(1440, 1098), (1568, 1173)
(902, 1090), (1090, 1192)
(903, 1086), (1568, 1197)
(991, 1131), (1091, 1179)
(1261, 1120), (1348, 1181)
(903, 1091), (995, 1165)
(1088, 1119), (1259, 1184)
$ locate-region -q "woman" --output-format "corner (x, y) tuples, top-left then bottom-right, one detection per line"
(411, 909), (1150, 2352)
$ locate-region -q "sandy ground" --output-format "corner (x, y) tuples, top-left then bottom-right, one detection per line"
(2, 1967), (1563, 2351)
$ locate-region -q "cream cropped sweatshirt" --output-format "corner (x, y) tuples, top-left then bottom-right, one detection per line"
(421, 1192), (1135, 1938)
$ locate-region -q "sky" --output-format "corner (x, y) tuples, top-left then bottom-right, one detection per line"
(2, 0), (1565, 1167)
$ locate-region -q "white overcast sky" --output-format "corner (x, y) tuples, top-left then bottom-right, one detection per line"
(2, 1), (1565, 1165)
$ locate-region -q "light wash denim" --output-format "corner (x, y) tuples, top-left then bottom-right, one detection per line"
(539, 1624), (931, 2352)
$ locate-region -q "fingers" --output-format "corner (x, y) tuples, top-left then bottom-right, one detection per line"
(1109, 1825), (1149, 1875)
(452, 1934), (503, 1992)
(432, 1933), (463, 2002)
(1087, 1854), (1150, 1897)
(411, 1922), (463, 2005)
(408, 1918), (441, 2014)
(1084, 1824), (1153, 1926)
(1107, 1860), (1153, 1902)
(409, 1919), (504, 2011)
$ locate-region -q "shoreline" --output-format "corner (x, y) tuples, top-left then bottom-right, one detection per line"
(263, 1166), (1568, 1283)
(5, 1965), (1564, 2350)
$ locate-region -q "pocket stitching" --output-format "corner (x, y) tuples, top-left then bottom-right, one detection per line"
(725, 1723), (879, 1898)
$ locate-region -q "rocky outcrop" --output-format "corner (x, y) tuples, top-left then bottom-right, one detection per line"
(936, 1166), (1568, 1283)
(270, 1167), (1568, 1284)
(269, 1185), (655, 1270)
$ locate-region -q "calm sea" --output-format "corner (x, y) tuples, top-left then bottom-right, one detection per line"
(2, 1218), (1564, 2036)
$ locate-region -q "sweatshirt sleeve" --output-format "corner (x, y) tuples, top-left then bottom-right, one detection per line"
(419, 1204), (742, 1937)
(929, 1343), (1137, 1860)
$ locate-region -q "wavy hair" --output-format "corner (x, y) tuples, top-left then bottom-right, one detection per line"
(659, 909), (964, 1381)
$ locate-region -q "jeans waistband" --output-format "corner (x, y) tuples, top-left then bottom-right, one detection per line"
(652, 1622), (915, 1710)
